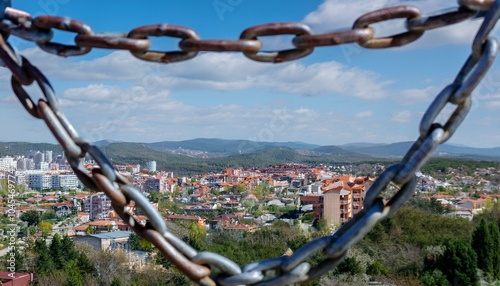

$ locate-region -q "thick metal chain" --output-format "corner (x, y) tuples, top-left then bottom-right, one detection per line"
(0, 1), (498, 285)
(0, 2), (490, 62)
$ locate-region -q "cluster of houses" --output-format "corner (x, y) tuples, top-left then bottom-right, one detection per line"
(0, 158), (498, 272)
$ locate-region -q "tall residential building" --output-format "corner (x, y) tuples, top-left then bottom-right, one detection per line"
(322, 176), (373, 225)
(28, 174), (52, 189)
(17, 158), (27, 170)
(84, 193), (111, 220)
(35, 162), (49, 171)
(145, 161), (157, 172)
(33, 152), (45, 165)
(44, 151), (53, 163)
(0, 156), (16, 171)
(52, 174), (79, 189)
(323, 182), (352, 226)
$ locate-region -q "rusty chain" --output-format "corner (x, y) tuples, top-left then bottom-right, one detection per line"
(0, 1), (498, 285)
(0, 2), (490, 62)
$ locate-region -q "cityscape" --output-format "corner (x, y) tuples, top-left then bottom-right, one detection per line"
(0, 142), (499, 285)
(1, 0), (500, 285)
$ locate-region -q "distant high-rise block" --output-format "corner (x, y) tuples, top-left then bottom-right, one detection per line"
(44, 150), (53, 163)
(145, 161), (157, 172)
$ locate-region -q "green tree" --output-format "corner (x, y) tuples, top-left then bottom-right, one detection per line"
(437, 239), (478, 286)
(367, 261), (388, 277)
(129, 233), (141, 250)
(334, 257), (362, 276)
(110, 276), (122, 286)
(50, 233), (63, 269)
(76, 251), (97, 276)
(366, 222), (388, 243)
(148, 190), (161, 203)
(419, 269), (448, 286)
(34, 239), (55, 274)
(128, 233), (152, 251)
(27, 226), (36, 237)
(489, 221), (500, 279)
(61, 235), (75, 259)
(5, 248), (26, 273)
(86, 225), (94, 235)
(233, 184), (246, 195)
(38, 221), (53, 237)
(41, 210), (56, 221)
(20, 210), (40, 226)
(185, 222), (206, 251)
(63, 260), (83, 286)
(472, 219), (493, 276)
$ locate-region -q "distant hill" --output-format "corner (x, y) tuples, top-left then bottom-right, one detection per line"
(2, 139), (500, 176)
(99, 144), (378, 175)
(314, 145), (362, 155)
(343, 141), (500, 160)
(0, 142), (62, 157)
(342, 142), (414, 157)
(207, 146), (377, 170)
(146, 138), (320, 156)
(99, 143), (212, 175)
(339, 142), (387, 149)
(436, 145), (500, 158)
(93, 140), (121, 147)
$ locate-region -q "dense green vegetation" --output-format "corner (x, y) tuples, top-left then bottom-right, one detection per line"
(147, 138), (319, 154)
(420, 157), (499, 174)
(100, 143), (383, 176)
(2, 233), (189, 286)
(4, 198), (500, 285)
(0, 142), (62, 157)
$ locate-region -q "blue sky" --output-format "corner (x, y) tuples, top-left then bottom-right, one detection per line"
(1, 0), (500, 148)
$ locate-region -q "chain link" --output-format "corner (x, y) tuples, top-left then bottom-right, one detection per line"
(1, 0), (499, 285)
(353, 5), (424, 48)
(0, 1), (489, 63)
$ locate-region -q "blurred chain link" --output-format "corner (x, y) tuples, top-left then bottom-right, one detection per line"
(0, 0), (498, 285)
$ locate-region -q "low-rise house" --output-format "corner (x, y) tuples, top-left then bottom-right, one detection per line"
(457, 198), (486, 214)
(259, 213), (277, 222)
(77, 212), (90, 223)
(51, 202), (75, 217)
(73, 219), (119, 235)
(209, 214), (236, 229)
(165, 214), (206, 227)
(266, 199), (285, 207)
(72, 231), (133, 251)
(41, 195), (58, 203)
(0, 272), (33, 286)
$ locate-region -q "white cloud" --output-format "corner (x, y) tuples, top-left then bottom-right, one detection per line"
(396, 85), (441, 104)
(49, 81), (401, 145)
(21, 48), (151, 81)
(355, 111), (372, 118)
(18, 49), (394, 99)
(302, 0), (485, 49)
(303, 0), (398, 33)
(391, 110), (412, 122)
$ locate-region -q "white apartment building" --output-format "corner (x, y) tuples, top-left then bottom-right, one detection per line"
(0, 156), (16, 171)
(52, 174), (79, 189)
(145, 161), (157, 172)
(36, 162), (49, 171)
(44, 150), (53, 163)
(28, 174), (52, 189)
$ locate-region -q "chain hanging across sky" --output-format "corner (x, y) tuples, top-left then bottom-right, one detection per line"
(0, 0), (498, 285)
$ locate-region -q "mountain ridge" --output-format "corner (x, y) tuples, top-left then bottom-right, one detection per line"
(1, 139), (500, 174)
